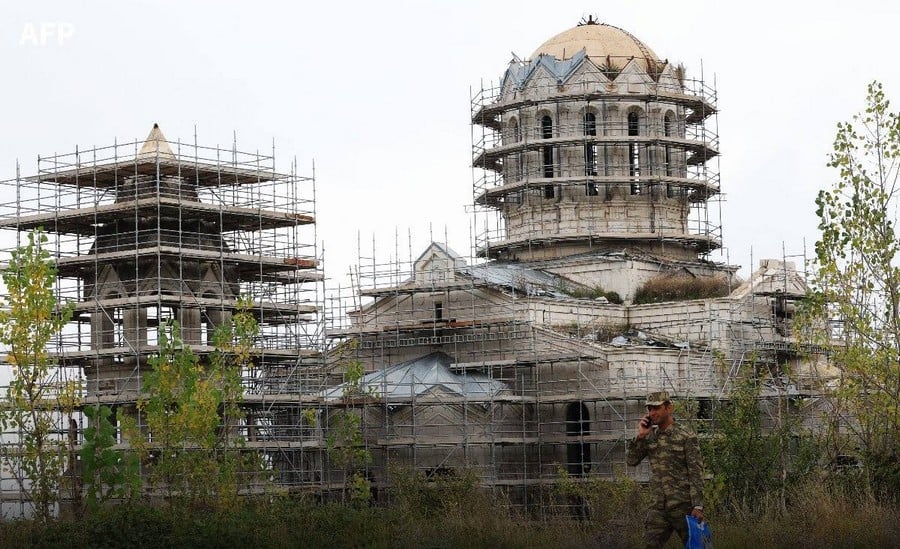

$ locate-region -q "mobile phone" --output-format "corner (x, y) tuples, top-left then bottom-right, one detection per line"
(641, 415), (652, 428)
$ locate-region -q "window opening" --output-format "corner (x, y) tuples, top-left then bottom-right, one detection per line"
(584, 112), (597, 177)
(628, 112), (641, 194)
(147, 305), (176, 346)
(541, 115), (554, 179)
(566, 402), (592, 476)
(664, 112), (675, 197)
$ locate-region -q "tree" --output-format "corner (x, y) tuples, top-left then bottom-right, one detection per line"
(801, 81), (900, 497)
(325, 359), (375, 505)
(206, 297), (266, 508)
(702, 362), (817, 512)
(134, 300), (262, 509)
(0, 230), (73, 521)
(80, 405), (140, 512)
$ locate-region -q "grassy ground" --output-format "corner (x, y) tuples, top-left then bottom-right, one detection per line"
(1, 483), (897, 548)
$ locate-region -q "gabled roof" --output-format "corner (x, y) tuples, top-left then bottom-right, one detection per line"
(730, 259), (808, 299)
(321, 352), (507, 402)
(501, 49), (587, 92)
(414, 241), (466, 267)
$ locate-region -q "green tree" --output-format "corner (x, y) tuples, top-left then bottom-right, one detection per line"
(801, 81), (900, 497)
(207, 298), (265, 508)
(0, 230), (73, 522)
(135, 301), (262, 510)
(326, 359), (375, 505)
(702, 364), (817, 512)
(80, 405), (140, 512)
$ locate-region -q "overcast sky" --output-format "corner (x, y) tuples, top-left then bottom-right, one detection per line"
(2, 0), (899, 289)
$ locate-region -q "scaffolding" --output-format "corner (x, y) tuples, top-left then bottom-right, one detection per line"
(307, 44), (823, 511)
(0, 126), (324, 515)
(0, 33), (829, 516)
(316, 226), (823, 514)
(470, 56), (721, 264)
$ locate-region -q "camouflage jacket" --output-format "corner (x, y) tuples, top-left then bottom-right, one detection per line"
(626, 421), (704, 511)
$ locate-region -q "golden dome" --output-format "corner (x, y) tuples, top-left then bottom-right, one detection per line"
(530, 21), (660, 67)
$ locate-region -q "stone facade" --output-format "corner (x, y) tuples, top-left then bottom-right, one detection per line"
(320, 21), (818, 507)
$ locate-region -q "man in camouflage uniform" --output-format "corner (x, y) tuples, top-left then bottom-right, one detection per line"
(626, 391), (705, 548)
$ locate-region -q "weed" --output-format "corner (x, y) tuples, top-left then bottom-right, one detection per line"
(634, 274), (729, 304)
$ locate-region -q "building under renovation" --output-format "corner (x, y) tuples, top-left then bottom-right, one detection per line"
(0, 19), (824, 515)
(318, 19), (822, 508)
(0, 125), (323, 514)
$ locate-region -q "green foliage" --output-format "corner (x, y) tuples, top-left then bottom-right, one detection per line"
(135, 300), (263, 510)
(603, 291), (623, 304)
(0, 229), (74, 522)
(634, 274), (729, 304)
(702, 363), (819, 512)
(561, 283), (623, 304)
(326, 359), (375, 505)
(0, 486), (898, 548)
(80, 405), (140, 512)
(800, 80), (900, 499)
(553, 466), (647, 541)
(553, 277), (622, 303)
(209, 296), (258, 454)
(326, 412), (371, 471)
(346, 471), (372, 507)
(389, 466), (487, 521)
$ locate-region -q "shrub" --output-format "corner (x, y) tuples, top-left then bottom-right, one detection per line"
(0, 486), (897, 548)
(560, 283), (623, 304)
(634, 274), (729, 304)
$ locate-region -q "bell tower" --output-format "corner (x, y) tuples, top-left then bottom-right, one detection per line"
(472, 19), (720, 263)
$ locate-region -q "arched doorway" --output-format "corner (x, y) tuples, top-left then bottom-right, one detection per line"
(566, 402), (591, 476)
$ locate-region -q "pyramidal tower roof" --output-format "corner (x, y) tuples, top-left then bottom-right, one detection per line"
(137, 123), (175, 159)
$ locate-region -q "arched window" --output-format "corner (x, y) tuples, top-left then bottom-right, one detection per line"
(509, 119), (523, 181)
(566, 402), (591, 476)
(664, 112), (674, 179)
(584, 112), (598, 194)
(628, 111), (641, 194)
(541, 115), (553, 139)
(541, 116), (554, 196)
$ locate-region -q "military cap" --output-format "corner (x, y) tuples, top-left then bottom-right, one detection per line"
(645, 391), (671, 406)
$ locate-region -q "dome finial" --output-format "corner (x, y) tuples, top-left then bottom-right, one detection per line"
(578, 14), (601, 26)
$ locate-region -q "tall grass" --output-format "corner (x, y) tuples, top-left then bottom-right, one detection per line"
(634, 275), (729, 304)
(711, 482), (899, 548)
(1, 479), (896, 548)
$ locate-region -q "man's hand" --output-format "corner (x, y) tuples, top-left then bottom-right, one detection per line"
(690, 507), (705, 523)
(636, 416), (652, 439)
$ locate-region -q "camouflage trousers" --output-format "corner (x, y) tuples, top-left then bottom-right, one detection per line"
(643, 505), (691, 549)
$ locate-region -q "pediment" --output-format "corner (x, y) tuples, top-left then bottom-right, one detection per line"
(613, 58), (655, 91)
(94, 265), (126, 298)
(655, 63), (683, 92)
(568, 59), (611, 89)
(413, 242), (466, 285)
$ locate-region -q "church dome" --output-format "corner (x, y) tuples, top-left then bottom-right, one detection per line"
(530, 20), (660, 67)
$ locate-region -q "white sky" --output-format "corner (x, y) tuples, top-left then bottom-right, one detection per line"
(2, 0), (899, 288)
